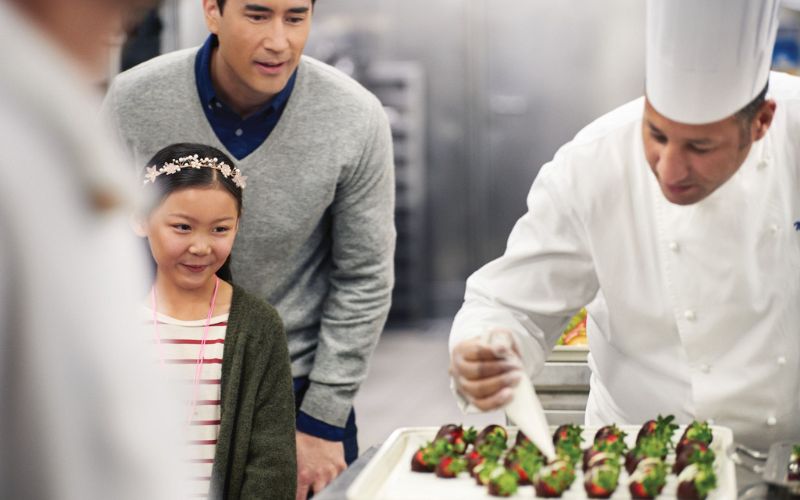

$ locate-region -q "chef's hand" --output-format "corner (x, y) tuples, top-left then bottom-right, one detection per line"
(449, 329), (523, 411)
(295, 431), (346, 500)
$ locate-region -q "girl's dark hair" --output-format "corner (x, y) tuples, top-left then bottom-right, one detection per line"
(141, 143), (243, 216)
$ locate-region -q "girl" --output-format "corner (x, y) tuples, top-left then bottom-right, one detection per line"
(134, 143), (296, 499)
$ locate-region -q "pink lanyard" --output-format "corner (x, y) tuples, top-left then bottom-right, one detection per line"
(151, 276), (220, 424)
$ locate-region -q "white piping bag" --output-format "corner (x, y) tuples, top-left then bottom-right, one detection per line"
(486, 330), (556, 461)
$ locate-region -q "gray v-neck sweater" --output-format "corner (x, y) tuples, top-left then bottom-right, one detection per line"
(104, 50), (395, 427)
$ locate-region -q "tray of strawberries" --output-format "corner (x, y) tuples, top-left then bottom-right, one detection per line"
(346, 416), (735, 499)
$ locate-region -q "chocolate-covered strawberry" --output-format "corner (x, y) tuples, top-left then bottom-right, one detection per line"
(676, 421), (713, 456)
(504, 443), (544, 485)
(551, 424), (584, 466)
(673, 442), (715, 474)
(410, 438), (453, 472)
(583, 434), (627, 471)
(475, 424), (509, 449)
(676, 463), (717, 500)
(628, 458), (668, 499)
(583, 448), (618, 472)
(475, 460), (501, 486)
(625, 435), (669, 474)
(435, 455), (467, 478)
(553, 423), (583, 446)
(466, 448), (485, 476)
(434, 424), (477, 454)
(534, 459), (575, 498)
(788, 445), (800, 481)
(583, 462), (620, 499)
(594, 424), (627, 446)
(636, 414), (678, 445)
(468, 426), (508, 475)
(487, 466), (519, 497)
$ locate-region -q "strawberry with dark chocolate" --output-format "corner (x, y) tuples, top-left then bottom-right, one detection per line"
(466, 448), (485, 476)
(583, 434), (627, 471)
(552, 423), (583, 446)
(628, 458), (668, 499)
(672, 442), (715, 474)
(594, 424), (627, 446)
(625, 435), (669, 474)
(435, 455), (467, 478)
(434, 424), (477, 454)
(583, 462), (620, 499)
(504, 442), (544, 485)
(534, 459), (576, 498)
(410, 438), (452, 473)
(676, 463), (717, 500)
(475, 460), (501, 486)
(487, 466), (519, 497)
(676, 421), (713, 456)
(636, 414), (678, 445)
(474, 424), (509, 449)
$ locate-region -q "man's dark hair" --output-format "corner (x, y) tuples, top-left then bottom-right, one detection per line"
(217, 0), (316, 13)
(734, 82), (768, 146)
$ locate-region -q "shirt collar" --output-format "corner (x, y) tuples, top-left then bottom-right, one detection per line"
(194, 34), (297, 118)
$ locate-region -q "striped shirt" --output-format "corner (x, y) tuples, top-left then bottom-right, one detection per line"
(143, 308), (228, 498)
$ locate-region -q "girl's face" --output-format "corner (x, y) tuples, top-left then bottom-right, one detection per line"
(139, 186), (239, 292)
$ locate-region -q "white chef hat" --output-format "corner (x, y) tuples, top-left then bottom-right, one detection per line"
(645, 0), (780, 124)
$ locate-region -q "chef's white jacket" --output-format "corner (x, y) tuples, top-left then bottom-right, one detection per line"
(0, 3), (184, 498)
(450, 71), (800, 450)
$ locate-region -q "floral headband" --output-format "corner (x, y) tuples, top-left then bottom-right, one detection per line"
(143, 154), (247, 189)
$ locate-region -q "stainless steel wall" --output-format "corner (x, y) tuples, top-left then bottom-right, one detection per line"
(307, 0), (645, 316)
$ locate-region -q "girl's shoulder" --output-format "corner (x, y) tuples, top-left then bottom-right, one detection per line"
(228, 284), (284, 334)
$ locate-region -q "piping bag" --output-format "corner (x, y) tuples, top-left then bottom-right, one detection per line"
(486, 330), (556, 461)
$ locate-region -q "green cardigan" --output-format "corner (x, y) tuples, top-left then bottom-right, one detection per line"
(209, 285), (296, 499)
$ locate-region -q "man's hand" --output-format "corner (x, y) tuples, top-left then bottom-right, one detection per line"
(295, 431), (346, 500)
(449, 329), (523, 411)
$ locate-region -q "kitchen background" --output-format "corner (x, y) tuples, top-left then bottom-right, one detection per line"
(113, 0), (800, 451)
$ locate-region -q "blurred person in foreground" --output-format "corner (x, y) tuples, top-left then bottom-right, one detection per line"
(449, 0), (800, 451)
(103, 1), (396, 497)
(0, 0), (183, 498)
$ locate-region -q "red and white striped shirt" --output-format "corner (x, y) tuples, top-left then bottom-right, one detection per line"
(143, 308), (228, 499)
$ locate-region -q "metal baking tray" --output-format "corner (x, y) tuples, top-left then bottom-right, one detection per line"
(347, 425), (736, 499)
(762, 441), (800, 498)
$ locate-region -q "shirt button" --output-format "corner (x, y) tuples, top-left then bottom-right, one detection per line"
(216, 102), (223, 108)
(699, 363), (710, 374)
(235, 128), (243, 137)
(766, 416), (777, 426)
(769, 224), (779, 234)
(778, 356), (787, 365)
(208, 104), (213, 110)
(668, 241), (680, 252)
(684, 309), (696, 321)
(757, 159), (768, 170)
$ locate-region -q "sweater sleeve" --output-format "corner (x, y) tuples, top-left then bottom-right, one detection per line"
(240, 307), (297, 500)
(299, 98), (396, 428)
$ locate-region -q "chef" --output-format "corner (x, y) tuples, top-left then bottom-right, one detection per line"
(449, 0), (800, 451)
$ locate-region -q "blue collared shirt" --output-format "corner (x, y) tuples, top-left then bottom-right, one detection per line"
(194, 35), (296, 160)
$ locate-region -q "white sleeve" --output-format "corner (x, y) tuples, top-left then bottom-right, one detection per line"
(449, 159), (600, 381)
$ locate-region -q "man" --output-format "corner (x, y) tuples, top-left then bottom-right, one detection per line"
(450, 0), (800, 451)
(0, 0), (183, 499)
(103, 0), (396, 497)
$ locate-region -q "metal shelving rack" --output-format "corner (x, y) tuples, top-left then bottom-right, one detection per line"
(363, 62), (427, 323)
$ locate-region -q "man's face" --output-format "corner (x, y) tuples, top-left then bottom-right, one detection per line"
(642, 99), (755, 206)
(203, 0), (312, 107)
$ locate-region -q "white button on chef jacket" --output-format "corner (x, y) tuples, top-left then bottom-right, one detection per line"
(450, 73), (800, 450)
